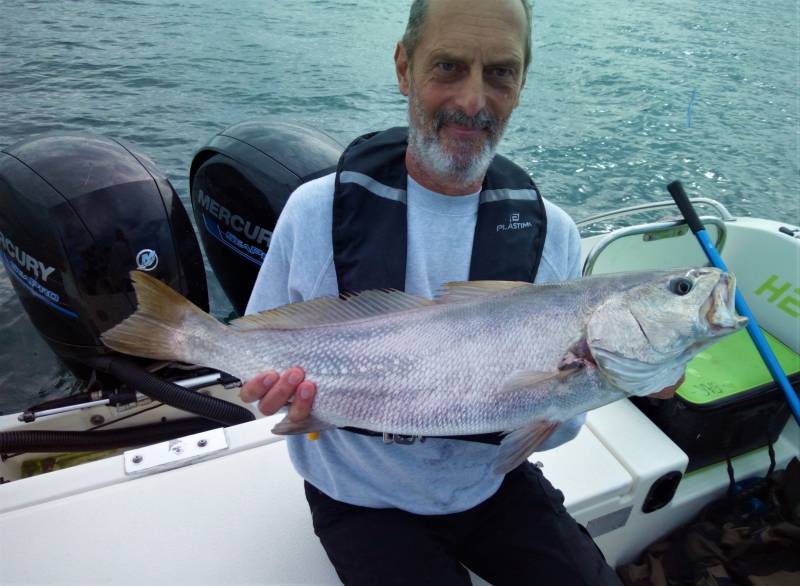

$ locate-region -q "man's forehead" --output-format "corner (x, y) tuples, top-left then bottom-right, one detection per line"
(424, 0), (527, 29)
(419, 0), (527, 56)
(420, 0), (527, 62)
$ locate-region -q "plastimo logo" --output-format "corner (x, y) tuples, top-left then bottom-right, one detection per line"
(0, 228), (56, 282)
(496, 212), (533, 232)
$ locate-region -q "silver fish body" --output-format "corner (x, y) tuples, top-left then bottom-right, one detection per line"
(101, 267), (746, 473)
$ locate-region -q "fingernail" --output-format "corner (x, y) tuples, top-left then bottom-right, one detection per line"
(300, 385), (313, 400)
(263, 372), (279, 387)
(288, 371), (302, 385)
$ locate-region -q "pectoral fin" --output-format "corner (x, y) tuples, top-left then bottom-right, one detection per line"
(500, 364), (584, 393)
(493, 421), (560, 475)
(500, 338), (595, 392)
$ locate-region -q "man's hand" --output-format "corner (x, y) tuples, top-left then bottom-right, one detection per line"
(647, 375), (685, 400)
(239, 367), (316, 421)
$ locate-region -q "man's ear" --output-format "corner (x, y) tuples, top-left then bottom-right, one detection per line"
(395, 42), (410, 97)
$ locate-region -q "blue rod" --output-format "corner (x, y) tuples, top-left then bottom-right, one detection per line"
(667, 181), (800, 425)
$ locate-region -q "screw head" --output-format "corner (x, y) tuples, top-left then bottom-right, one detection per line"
(132, 455), (143, 464)
(197, 439), (208, 448)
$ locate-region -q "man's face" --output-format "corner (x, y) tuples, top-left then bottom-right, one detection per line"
(396, 0), (527, 188)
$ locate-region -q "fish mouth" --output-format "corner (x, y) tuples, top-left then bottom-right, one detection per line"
(701, 272), (748, 333)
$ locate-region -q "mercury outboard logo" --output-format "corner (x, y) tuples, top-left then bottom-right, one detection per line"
(196, 190), (272, 246)
(0, 228), (56, 282)
(0, 228), (77, 318)
(136, 249), (159, 271)
(496, 212), (533, 232)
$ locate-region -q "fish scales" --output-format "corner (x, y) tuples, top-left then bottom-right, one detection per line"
(227, 287), (584, 434)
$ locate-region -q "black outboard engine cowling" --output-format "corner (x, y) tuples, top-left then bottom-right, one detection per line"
(0, 134), (208, 382)
(190, 120), (343, 315)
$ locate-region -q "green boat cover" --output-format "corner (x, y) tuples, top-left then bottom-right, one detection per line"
(680, 328), (800, 406)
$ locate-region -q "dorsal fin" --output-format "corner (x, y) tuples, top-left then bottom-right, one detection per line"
(229, 289), (434, 331)
(434, 280), (532, 305)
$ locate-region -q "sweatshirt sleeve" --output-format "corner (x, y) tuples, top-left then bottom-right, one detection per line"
(245, 173), (338, 314)
(537, 199), (583, 283)
(245, 203), (295, 314)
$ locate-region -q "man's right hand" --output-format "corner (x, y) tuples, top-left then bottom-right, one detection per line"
(239, 367), (316, 421)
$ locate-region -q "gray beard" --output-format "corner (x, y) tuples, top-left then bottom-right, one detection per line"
(407, 93), (506, 188)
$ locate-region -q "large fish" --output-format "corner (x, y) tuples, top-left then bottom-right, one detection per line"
(101, 267), (747, 474)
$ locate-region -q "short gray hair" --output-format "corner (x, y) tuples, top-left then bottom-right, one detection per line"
(401, 0), (533, 70)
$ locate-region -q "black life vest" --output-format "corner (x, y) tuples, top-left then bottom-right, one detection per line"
(331, 127), (548, 445)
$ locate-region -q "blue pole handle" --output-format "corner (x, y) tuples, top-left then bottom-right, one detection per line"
(667, 181), (800, 425)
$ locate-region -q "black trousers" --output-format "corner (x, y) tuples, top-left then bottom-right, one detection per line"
(304, 462), (623, 586)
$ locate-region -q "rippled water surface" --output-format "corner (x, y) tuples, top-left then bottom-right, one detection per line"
(0, 0), (798, 413)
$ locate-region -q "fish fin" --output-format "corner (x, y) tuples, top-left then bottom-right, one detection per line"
(500, 370), (562, 391)
(101, 271), (226, 362)
(434, 280), (532, 304)
(493, 421), (560, 475)
(557, 337), (596, 371)
(271, 414), (335, 435)
(230, 290), (434, 331)
(500, 365), (584, 392)
(499, 338), (594, 393)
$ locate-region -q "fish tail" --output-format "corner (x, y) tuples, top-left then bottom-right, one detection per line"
(101, 271), (228, 363)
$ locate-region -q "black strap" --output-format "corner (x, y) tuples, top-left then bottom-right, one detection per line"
(341, 426), (504, 445)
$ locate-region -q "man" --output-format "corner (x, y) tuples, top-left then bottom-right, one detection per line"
(241, 1), (679, 583)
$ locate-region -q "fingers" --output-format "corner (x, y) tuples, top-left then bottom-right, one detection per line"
(239, 370), (279, 404)
(288, 380), (316, 422)
(258, 368), (305, 415)
(239, 367), (316, 418)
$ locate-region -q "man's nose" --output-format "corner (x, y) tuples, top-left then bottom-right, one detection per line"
(454, 70), (487, 117)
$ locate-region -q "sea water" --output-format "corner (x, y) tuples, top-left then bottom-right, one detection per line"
(0, 0), (797, 413)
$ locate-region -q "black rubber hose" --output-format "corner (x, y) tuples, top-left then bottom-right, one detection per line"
(0, 417), (220, 453)
(90, 356), (255, 426)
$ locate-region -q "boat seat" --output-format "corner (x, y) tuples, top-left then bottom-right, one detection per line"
(633, 326), (798, 471)
(582, 217), (726, 276)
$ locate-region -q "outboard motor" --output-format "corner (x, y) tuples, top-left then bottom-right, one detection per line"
(0, 134), (254, 455)
(190, 120), (343, 315)
(0, 133), (208, 383)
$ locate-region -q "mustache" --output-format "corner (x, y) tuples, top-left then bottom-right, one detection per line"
(434, 109), (499, 134)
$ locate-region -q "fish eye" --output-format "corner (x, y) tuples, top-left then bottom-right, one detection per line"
(669, 277), (694, 296)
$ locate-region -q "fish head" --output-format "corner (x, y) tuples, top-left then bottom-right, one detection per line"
(586, 267), (747, 396)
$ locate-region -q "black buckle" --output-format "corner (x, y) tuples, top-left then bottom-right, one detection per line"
(382, 433), (421, 445)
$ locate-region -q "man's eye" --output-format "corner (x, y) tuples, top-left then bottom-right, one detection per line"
(490, 67), (514, 78)
(436, 62), (457, 73)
